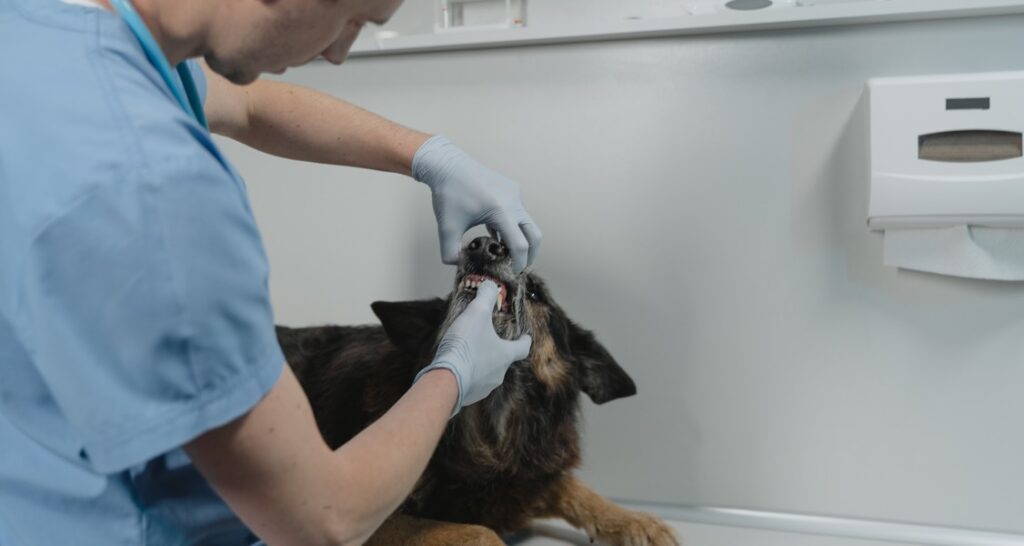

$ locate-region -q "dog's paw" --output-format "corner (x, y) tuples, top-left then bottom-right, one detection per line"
(365, 516), (505, 546)
(603, 511), (680, 546)
(445, 523), (506, 546)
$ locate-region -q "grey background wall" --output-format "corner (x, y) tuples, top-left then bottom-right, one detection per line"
(216, 12), (1024, 535)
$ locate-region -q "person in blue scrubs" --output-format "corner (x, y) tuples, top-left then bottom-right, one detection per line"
(0, 0), (541, 544)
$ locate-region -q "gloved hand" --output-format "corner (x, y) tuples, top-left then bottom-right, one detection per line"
(413, 135), (542, 274)
(414, 281), (532, 416)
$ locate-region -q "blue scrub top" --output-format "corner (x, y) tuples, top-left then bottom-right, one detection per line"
(0, 0), (285, 544)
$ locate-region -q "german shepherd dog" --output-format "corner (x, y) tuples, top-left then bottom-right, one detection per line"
(276, 237), (679, 546)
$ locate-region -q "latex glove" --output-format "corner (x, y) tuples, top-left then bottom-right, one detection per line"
(414, 281), (532, 416)
(413, 135), (542, 274)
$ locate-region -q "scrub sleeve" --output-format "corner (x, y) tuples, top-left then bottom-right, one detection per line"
(18, 62), (284, 475)
(0, 3), (284, 542)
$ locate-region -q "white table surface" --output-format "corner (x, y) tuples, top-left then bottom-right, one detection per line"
(506, 519), (922, 546)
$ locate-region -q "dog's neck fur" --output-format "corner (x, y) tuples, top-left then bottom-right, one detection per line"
(432, 358), (582, 483)
(422, 287), (584, 479)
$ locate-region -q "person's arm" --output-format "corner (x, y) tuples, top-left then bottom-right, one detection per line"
(202, 64), (543, 273)
(203, 63), (429, 176)
(185, 365), (458, 546)
(185, 283), (528, 546)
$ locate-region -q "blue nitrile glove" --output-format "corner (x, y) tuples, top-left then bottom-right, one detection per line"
(414, 281), (532, 416)
(412, 135), (542, 274)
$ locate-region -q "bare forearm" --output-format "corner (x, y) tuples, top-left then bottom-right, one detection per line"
(221, 78), (431, 176)
(329, 369), (458, 542)
(186, 366), (457, 546)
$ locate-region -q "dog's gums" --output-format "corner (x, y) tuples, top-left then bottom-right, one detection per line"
(457, 273), (509, 312)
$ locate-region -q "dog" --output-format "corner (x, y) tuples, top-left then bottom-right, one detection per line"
(277, 236), (679, 546)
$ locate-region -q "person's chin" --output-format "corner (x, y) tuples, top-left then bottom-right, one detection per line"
(225, 68), (261, 85)
(205, 54), (260, 85)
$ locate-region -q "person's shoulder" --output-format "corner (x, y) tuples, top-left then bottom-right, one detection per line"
(0, 2), (228, 237)
(0, 1), (105, 83)
(0, 0), (152, 165)
(4, 0), (209, 158)
(2, 0), (99, 32)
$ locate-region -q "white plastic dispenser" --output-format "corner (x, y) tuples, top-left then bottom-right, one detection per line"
(868, 71), (1024, 280)
(435, 0), (526, 32)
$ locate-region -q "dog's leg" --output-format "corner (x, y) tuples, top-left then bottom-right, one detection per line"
(365, 513), (505, 546)
(534, 474), (680, 546)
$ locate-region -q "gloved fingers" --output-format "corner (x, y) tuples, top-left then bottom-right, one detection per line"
(489, 215), (531, 274)
(468, 280), (501, 313)
(437, 222), (466, 265)
(505, 334), (533, 362)
(519, 215), (542, 269)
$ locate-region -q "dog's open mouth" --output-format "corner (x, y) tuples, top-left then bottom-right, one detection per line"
(457, 273), (511, 313)
(443, 236), (527, 342)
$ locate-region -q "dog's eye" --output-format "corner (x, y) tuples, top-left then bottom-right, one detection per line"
(527, 290), (540, 301)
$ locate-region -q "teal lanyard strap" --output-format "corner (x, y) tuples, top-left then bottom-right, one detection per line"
(176, 63), (207, 129)
(108, 0), (209, 129)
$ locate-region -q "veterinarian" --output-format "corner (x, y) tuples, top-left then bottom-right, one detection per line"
(0, 0), (539, 544)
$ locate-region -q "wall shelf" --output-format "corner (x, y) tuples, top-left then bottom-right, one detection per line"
(347, 0), (1024, 57)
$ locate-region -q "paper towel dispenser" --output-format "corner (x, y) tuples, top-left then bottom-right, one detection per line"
(867, 71), (1024, 230)
(918, 130), (1022, 163)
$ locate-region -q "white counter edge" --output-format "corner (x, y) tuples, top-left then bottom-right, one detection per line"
(345, 0), (1024, 57)
(612, 500), (1024, 546)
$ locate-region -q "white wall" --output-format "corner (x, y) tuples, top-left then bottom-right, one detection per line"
(217, 11), (1024, 537)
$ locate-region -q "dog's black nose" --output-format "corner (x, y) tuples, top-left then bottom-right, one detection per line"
(466, 236), (508, 263)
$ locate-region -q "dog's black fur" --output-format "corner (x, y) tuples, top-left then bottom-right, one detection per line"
(276, 236), (639, 537)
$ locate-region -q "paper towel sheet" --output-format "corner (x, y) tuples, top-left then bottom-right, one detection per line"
(883, 226), (1024, 281)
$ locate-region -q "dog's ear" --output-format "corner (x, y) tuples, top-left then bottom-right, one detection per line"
(568, 321), (636, 404)
(371, 298), (447, 354)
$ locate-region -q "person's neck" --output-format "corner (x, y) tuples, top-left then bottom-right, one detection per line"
(96, 0), (208, 66)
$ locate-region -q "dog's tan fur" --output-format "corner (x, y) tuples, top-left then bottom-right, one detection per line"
(538, 476), (678, 546)
(368, 475), (677, 546)
(366, 514), (505, 546)
(277, 239), (679, 546)
(527, 305), (572, 393)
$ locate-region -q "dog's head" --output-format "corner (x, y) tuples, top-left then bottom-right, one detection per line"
(371, 236), (636, 405)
